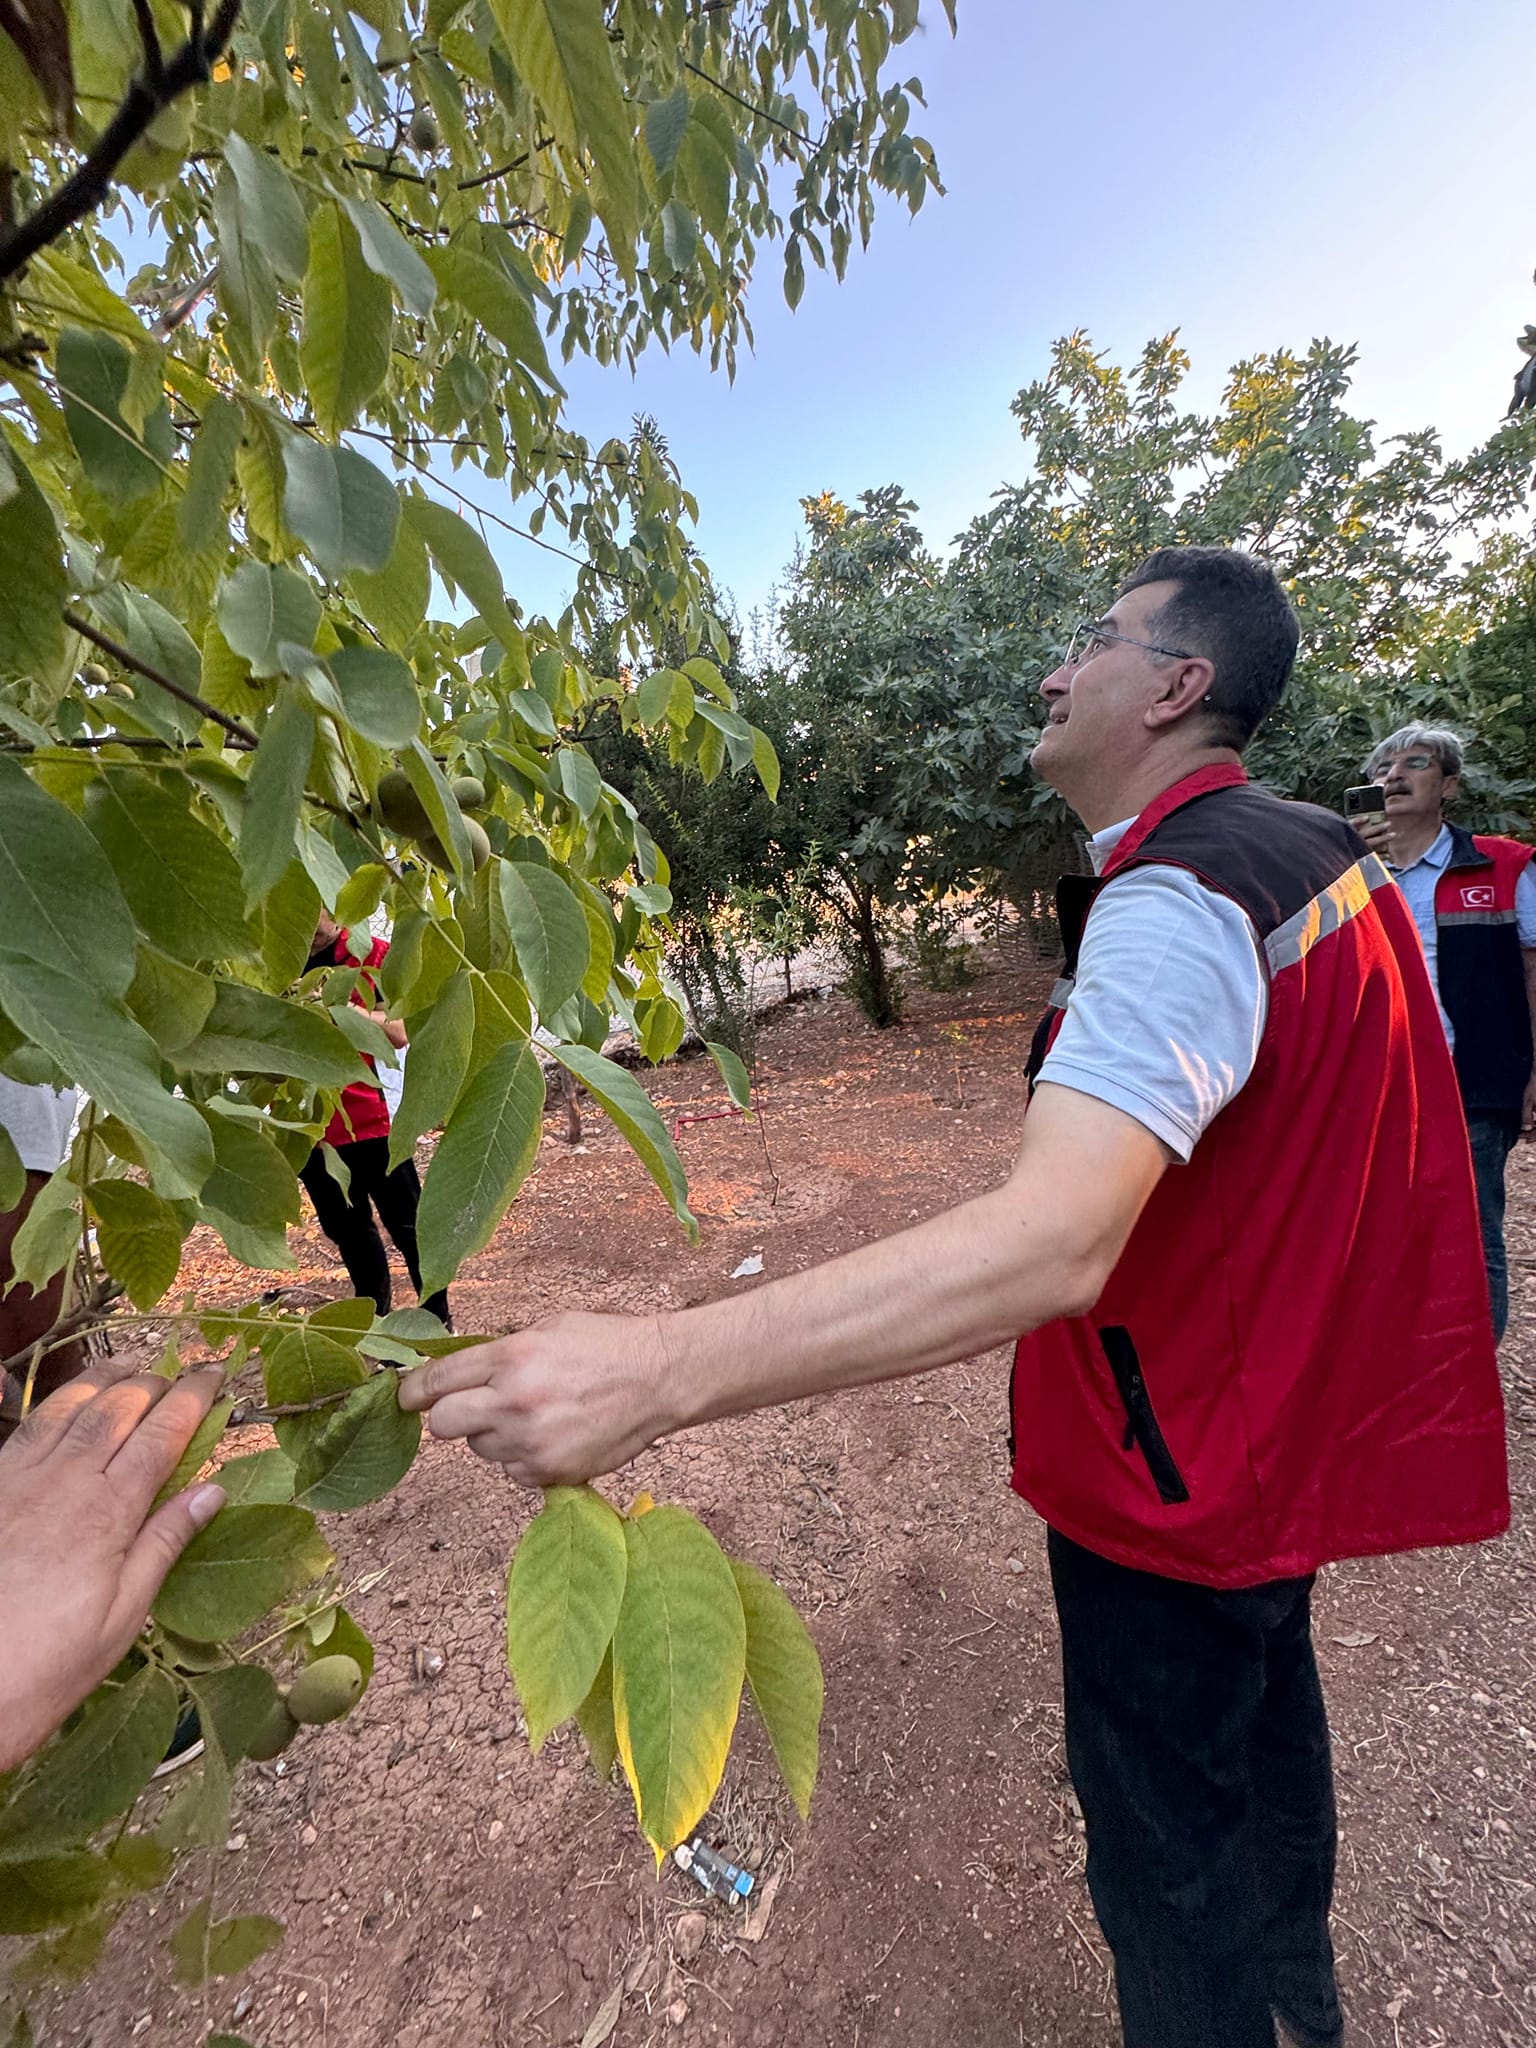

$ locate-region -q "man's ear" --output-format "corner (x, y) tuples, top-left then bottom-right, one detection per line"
(1144, 657), (1217, 730)
(1442, 773), (1461, 807)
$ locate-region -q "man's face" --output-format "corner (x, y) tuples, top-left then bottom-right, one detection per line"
(1031, 581), (1186, 790)
(312, 909), (340, 951)
(1368, 748), (1457, 828)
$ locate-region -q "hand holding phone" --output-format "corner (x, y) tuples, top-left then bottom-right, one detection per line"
(1343, 783), (1391, 859)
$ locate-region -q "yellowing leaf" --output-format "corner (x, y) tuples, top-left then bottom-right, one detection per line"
(0, 440), (68, 689)
(574, 1647), (618, 1780)
(611, 1506), (745, 1857)
(729, 1559), (823, 1819)
(89, 1179), (185, 1308)
(506, 1486), (628, 1749)
(301, 201), (393, 436)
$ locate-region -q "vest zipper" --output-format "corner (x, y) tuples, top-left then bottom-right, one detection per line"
(1098, 1326), (1191, 1506)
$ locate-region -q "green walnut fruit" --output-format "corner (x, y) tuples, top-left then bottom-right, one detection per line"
(81, 660), (111, 688)
(285, 1654), (365, 1726)
(245, 1696), (300, 1761)
(417, 821), (490, 873)
(375, 769), (433, 841)
(450, 775), (486, 812)
(409, 106), (440, 152)
(107, 680), (135, 699)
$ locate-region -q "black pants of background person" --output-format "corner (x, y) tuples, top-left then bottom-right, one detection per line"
(299, 1139), (450, 1326)
(1467, 1110), (1520, 1343)
(1047, 1528), (1342, 2048)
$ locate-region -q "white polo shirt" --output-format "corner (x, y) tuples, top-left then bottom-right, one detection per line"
(0, 1078), (79, 1175)
(1034, 819), (1269, 1163)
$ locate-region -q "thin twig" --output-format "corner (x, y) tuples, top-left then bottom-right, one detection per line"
(869, 1923), (907, 1976)
(0, 1281), (126, 1379)
(151, 262), (218, 339)
(64, 609), (259, 749)
(0, 0), (243, 280)
(683, 60), (812, 143)
(227, 1385), (365, 1426)
(129, 0), (165, 85)
(751, 1100), (780, 1209)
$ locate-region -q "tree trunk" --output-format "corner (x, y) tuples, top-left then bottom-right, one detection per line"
(850, 885), (898, 1027)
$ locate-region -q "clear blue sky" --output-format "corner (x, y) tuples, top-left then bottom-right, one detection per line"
(504, 1), (1536, 629)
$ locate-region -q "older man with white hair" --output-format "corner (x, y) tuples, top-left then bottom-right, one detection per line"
(1356, 725), (1536, 1340)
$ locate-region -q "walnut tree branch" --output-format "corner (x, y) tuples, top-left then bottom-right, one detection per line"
(64, 607), (260, 750)
(0, 0), (242, 282)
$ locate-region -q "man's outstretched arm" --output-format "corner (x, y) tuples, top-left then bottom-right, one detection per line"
(399, 1082), (1171, 1487)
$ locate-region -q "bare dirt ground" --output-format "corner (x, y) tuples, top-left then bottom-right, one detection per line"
(22, 960), (1536, 2048)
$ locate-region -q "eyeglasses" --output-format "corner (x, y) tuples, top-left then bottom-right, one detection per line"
(1369, 754), (1440, 780)
(1064, 619), (1197, 669)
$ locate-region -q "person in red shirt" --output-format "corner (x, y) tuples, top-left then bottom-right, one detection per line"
(299, 912), (450, 1327)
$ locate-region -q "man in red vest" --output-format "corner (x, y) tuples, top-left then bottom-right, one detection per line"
(1351, 726), (1536, 1341)
(402, 549), (1508, 2048)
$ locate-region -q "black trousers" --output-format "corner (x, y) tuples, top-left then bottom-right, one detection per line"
(299, 1138), (450, 1325)
(1048, 1528), (1341, 2048)
(1466, 1109), (1520, 1342)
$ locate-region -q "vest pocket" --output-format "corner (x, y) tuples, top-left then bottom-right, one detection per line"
(1098, 1325), (1190, 1506)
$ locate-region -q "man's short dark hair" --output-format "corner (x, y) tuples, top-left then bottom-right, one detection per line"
(1117, 546), (1299, 750)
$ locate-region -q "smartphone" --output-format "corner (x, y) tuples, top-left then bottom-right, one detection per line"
(1343, 785), (1387, 821)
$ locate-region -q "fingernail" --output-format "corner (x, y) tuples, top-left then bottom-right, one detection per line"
(186, 1482), (226, 1529)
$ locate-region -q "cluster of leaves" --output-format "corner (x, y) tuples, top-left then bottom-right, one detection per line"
(506, 1486), (821, 1860)
(0, 0), (956, 2000)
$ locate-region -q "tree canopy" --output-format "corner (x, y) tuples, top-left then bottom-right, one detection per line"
(739, 332), (1536, 1020)
(0, 0), (956, 1978)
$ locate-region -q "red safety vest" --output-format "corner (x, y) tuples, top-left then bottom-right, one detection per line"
(1009, 765), (1508, 1588)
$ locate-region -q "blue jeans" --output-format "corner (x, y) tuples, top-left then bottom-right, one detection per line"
(1466, 1111), (1520, 1343)
(1048, 1530), (1341, 2048)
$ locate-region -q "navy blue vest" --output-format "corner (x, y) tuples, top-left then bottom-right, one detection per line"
(1435, 824), (1534, 1120)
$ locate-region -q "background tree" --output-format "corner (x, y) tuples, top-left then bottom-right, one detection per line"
(756, 332), (1536, 1026)
(0, 0), (956, 1993)
(583, 587), (791, 1057)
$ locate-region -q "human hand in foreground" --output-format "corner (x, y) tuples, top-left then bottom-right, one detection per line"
(0, 1363), (227, 1771)
(398, 1312), (671, 1489)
